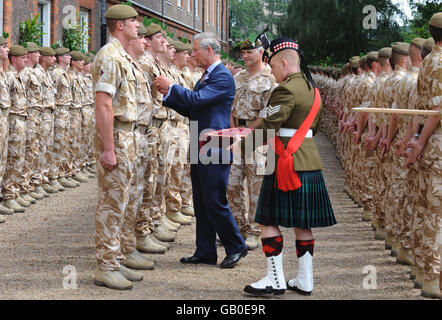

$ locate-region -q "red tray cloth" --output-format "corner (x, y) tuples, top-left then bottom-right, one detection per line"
(200, 128), (254, 148)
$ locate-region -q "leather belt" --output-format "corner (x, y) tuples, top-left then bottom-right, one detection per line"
(28, 108), (42, 117)
(114, 118), (137, 132)
(136, 124), (149, 135)
(278, 128), (313, 138)
(151, 118), (164, 128)
(10, 113), (27, 121)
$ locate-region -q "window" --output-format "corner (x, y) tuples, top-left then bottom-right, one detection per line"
(177, 0), (183, 8)
(187, 0), (192, 12)
(80, 9), (89, 52)
(38, 0), (51, 46)
(212, 0), (215, 26)
(195, 0), (199, 17)
(0, 0), (3, 34)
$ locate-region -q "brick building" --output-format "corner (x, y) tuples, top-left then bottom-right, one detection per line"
(0, 0), (230, 52)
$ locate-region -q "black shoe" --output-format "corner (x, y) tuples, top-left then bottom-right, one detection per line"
(287, 282), (312, 296)
(180, 256), (217, 265)
(244, 285), (285, 296)
(220, 250), (248, 269)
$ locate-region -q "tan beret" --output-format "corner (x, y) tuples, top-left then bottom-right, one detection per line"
(379, 47), (392, 58)
(0, 37), (7, 46)
(367, 51), (379, 62)
(349, 56), (359, 63)
(137, 24), (147, 36)
(350, 57), (360, 68)
(25, 42), (40, 52)
(166, 37), (175, 46)
(360, 55), (368, 64)
(174, 41), (189, 52)
(55, 47), (70, 56)
(9, 45), (27, 56)
(105, 4), (138, 20)
(161, 30), (167, 39)
(86, 52), (95, 61)
(429, 12), (442, 29)
(411, 38), (426, 49)
(423, 37), (435, 51)
(392, 42), (410, 55)
(145, 23), (162, 37)
(83, 56), (91, 64)
(70, 51), (84, 61)
(39, 46), (55, 56)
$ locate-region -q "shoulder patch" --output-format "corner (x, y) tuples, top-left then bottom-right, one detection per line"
(267, 104), (281, 117)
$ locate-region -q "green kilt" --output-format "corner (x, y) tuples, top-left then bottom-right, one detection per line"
(255, 170), (337, 229)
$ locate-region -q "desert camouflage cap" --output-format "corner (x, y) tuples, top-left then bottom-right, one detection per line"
(392, 42), (410, 55)
(411, 38), (426, 49)
(145, 23), (162, 37)
(26, 42), (40, 52)
(83, 56), (91, 64)
(9, 45), (27, 56)
(39, 46), (55, 56)
(378, 47), (392, 58)
(137, 24), (147, 36)
(166, 37), (175, 46)
(105, 4), (138, 20)
(55, 47), (70, 55)
(367, 51), (379, 62)
(423, 37), (435, 51)
(429, 12), (442, 28)
(0, 37), (7, 45)
(174, 41), (188, 52)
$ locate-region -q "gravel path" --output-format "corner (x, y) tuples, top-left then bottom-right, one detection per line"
(0, 132), (427, 300)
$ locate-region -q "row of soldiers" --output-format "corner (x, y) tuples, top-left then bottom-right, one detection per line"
(0, 40), (97, 222)
(314, 12), (441, 299)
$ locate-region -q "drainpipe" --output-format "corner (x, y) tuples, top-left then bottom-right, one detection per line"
(100, 0), (107, 47)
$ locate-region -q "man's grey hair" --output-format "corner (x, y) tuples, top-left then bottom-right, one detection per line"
(194, 32), (221, 55)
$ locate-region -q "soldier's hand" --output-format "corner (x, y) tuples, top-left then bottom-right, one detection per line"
(403, 140), (423, 168)
(394, 139), (405, 158)
(101, 150), (117, 170)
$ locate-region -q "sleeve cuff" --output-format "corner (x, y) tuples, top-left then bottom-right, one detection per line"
(163, 84), (175, 101)
(94, 82), (116, 97)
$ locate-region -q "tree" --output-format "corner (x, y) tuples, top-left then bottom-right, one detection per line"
(229, 0), (266, 41)
(279, 0), (404, 65)
(263, 0), (289, 39)
(401, 0), (442, 42)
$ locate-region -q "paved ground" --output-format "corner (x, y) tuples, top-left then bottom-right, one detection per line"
(0, 132), (427, 300)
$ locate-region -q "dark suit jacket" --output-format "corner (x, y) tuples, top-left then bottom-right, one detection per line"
(163, 62), (235, 137)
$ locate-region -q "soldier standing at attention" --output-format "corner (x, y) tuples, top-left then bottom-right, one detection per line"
(0, 37), (13, 218)
(93, 4), (154, 291)
(2, 45), (29, 213)
(227, 38), (277, 250)
(404, 12), (442, 299)
(236, 38), (336, 296)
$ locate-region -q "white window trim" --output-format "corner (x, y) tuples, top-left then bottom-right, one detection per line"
(38, 0), (51, 46)
(80, 9), (89, 52)
(0, 0), (3, 34)
(195, 0), (199, 17)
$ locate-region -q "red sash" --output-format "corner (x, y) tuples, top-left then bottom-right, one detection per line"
(269, 88), (321, 192)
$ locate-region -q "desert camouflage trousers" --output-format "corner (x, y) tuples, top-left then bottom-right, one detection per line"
(178, 123), (192, 210)
(150, 120), (174, 222)
(2, 115), (27, 200)
(80, 105), (95, 168)
(94, 128), (138, 271)
(52, 107), (70, 179)
(227, 145), (267, 236)
(39, 111), (55, 182)
(67, 109), (82, 177)
(372, 149), (387, 229)
(0, 112), (9, 195)
(166, 122), (190, 213)
(23, 113), (42, 192)
(135, 128), (157, 238)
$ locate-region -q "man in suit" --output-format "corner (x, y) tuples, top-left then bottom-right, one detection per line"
(154, 32), (247, 269)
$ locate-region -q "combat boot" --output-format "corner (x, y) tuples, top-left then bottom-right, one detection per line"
(21, 193), (36, 204)
(153, 223), (177, 242)
(0, 202), (14, 215)
(59, 177), (77, 188)
(16, 195), (31, 208)
(67, 177), (81, 187)
(414, 272), (424, 289)
(0, 215), (5, 223)
(50, 179), (65, 192)
(81, 167), (95, 178)
(122, 250), (155, 270)
(421, 279), (441, 299)
(73, 172), (88, 183)
(4, 199), (25, 213)
(361, 209), (372, 221)
(374, 227), (386, 241)
(28, 191), (44, 200)
(166, 211), (192, 225)
(119, 265), (143, 282)
(181, 205), (195, 217)
(136, 234), (167, 254)
(245, 234), (260, 250)
(163, 215), (181, 229)
(42, 183), (58, 194)
(87, 165), (97, 174)
(384, 233), (393, 250)
(396, 248), (413, 266)
(159, 215), (179, 232)
(390, 238), (400, 257)
(150, 234), (171, 249)
(35, 185), (50, 197)
(94, 269), (133, 290)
